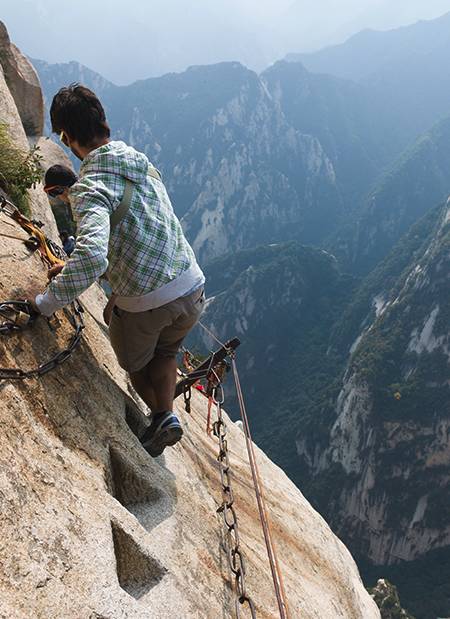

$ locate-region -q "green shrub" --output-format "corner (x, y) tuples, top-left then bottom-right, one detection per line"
(0, 122), (43, 217)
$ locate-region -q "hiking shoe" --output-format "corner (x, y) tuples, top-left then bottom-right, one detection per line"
(140, 411), (183, 457)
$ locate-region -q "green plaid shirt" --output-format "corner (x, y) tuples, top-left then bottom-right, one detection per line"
(45, 141), (201, 305)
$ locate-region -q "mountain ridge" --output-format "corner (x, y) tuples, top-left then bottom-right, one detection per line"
(286, 10), (450, 81)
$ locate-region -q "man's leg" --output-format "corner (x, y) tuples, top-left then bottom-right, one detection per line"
(147, 354), (178, 412)
(129, 367), (158, 411)
(125, 288), (204, 456)
(109, 304), (182, 457)
(130, 355), (177, 413)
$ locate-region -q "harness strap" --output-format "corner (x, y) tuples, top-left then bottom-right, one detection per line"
(110, 179), (134, 229)
(110, 166), (162, 230)
(148, 167), (162, 182)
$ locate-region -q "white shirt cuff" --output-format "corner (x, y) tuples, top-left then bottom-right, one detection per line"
(35, 289), (65, 317)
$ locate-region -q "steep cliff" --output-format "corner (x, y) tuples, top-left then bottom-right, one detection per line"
(26, 18), (450, 619)
(337, 115), (450, 274)
(0, 21), (43, 137)
(0, 23), (379, 619)
(187, 242), (358, 477)
(261, 60), (385, 205)
(109, 62), (344, 262)
(43, 57), (416, 266)
(299, 201), (450, 617)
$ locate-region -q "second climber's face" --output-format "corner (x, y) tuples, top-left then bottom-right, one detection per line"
(59, 188), (71, 205)
(45, 186), (70, 204)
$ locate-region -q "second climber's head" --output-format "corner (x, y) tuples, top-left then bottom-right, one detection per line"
(44, 164), (78, 204)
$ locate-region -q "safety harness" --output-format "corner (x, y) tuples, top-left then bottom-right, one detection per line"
(0, 194), (84, 380)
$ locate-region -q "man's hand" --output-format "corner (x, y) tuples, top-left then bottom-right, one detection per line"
(47, 264), (64, 280)
(22, 286), (42, 313)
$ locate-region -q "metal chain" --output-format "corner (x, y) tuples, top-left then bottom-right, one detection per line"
(0, 300), (85, 380)
(212, 386), (257, 618)
(183, 383), (192, 413)
(0, 194), (84, 380)
(0, 300), (39, 334)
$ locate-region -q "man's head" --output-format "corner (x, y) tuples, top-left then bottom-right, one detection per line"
(44, 164), (78, 204)
(50, 84), (110, 160)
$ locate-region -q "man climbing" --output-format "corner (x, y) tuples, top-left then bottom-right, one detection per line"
(34, 84), (205, 457)
(44, 164), (77, 256)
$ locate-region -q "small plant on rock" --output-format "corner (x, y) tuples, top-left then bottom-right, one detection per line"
(0, 122), (43, 216)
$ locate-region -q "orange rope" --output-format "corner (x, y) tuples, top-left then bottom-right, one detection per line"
(231, 358), (290, 619)
(206, 395), (213, 435)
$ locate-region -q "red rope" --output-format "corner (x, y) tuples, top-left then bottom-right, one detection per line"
(231, 358), (290, 619)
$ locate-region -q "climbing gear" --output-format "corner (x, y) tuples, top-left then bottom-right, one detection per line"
(0, 195), (66, 267)
(174, 337), (240, 400)
(205, 360), (228, 435)
(189, 322), (290, 618)
(110, 179), (135, 229)
(0, 300), (39, 333)
(0, 230), (29, 243)
(197, 319), (228, 349)
(140, 411), (183, 457)
(0, 300), (85, 380)
(182, 348), (196, 373)
(211, 377), (257, 618)
(180, 348), (207, 413)
(104, 166), (163, 321)
(183, 383), (192, 414)
(176, 337), (257, 616)
(59, 130), (68, 147)
(0, 195), (85, 380)
(232, 359), (290, 619)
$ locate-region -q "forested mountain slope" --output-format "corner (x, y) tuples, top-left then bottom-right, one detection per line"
(300, 201), (450, 619)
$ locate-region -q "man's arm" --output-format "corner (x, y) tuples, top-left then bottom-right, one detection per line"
(36, 180), (112, 316)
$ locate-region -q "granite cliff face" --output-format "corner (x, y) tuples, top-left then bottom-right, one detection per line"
(0, 23), (379, 619)
(103, 62), (344, 264)
(298, 201), (450, 617)
(337, 115), (450, 274)
(0, 21), (44, 137)
(35, 58), (343, 264)
(35, 53), (450, 284)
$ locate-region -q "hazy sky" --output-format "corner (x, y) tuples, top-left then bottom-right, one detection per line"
(1, 0), (449, 83)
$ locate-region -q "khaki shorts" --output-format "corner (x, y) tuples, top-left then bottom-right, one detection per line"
(109, 287), (204, 373)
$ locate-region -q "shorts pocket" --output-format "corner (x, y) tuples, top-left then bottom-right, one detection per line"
(193, 288), (205, 306)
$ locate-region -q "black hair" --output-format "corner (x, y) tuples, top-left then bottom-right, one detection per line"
(44, 164), (78, 188)
(50, 83), (110, 147)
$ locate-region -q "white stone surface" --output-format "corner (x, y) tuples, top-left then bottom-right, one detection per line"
(0, 20), (44, 136)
